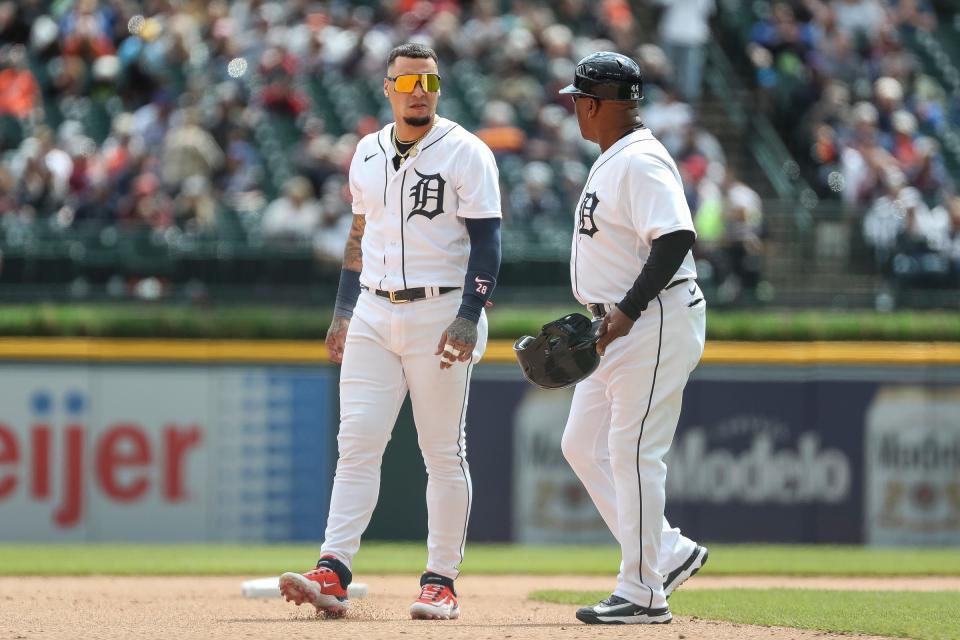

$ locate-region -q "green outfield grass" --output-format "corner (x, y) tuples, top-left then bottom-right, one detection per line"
(1, 543), (960, 576)
(531, 589), (960, 640)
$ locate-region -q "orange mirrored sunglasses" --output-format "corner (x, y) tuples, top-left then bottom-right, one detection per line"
(386, 73), (441, 93)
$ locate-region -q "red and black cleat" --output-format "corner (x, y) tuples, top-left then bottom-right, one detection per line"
(279, 565), (349, 618)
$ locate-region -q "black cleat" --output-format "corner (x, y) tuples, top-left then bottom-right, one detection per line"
(575, 594), (672, 625)
(664, 545), (709, 598)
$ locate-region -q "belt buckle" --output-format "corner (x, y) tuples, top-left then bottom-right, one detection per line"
(388, 290), (409, 304)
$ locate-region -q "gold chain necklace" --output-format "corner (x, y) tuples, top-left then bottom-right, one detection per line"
(392, 116), (436, 161)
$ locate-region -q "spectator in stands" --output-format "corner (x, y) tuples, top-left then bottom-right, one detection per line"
(132, 90), (174, 151)
(841, 101), (889, 208)
(722, 170), (765, 299)
(940, 196), (960, 276)
(100, 113), (136, 182)
(749, 2), (816, 84)
(48, 52), (89, 98)
(0, 0), (752, 301)
(260, 46), (308, 116)
(222, 131), (263, 197)
(806, 81), (851, 137)
(59, 0), (114, 61)
(0, 1), (31, 46)
(673, 122), (725, 169)
(678, 149), (709, 213)
(17, 127), (71, 211)
(863, 169), (913, 267)
(874, 77), (905, 141)
(644, 83), (694, 150)
(71, 177), (116, 225)
(891, 185), (951, 285)
(873, 25), (918, 83)
(66, 136), (95, 197)
(910, 136), (951, 201)
(636, 43), (674, 89)
(206, 83), (248, 151)
(555, 158), (589, 207)
(833, 0), (887, 39)
(290, 116), (338, 188)
(119, 172), (173, 229)
(509, 161), (563, 227)
(0, 165), (15, 216)
(0, 45), (39, 121)
(746, 43), (778, 113)
(891, 0), (938, 32)
(911, 74), (949, 132)
(174, 176), (220, 235)
(313, 184), (353, 267)
(29, 15), (58, 68)
(811, 123), (841, 186)
(889, 109), (920, 169)
(476, 101), (527, 158)
(160, 108), (224, 190)
(655, 0), (715, 101)
(812, 28), (863, 88)
(262, 176), (322, 244)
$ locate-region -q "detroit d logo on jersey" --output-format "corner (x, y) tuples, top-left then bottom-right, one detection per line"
(408, 170), (446, 221)
(578, 191), (600, 237)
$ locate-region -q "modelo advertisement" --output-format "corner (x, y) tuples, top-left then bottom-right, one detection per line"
(0, 365), (335, 542)
(865, 386), (960, 545)
(497, 365), (960, 545)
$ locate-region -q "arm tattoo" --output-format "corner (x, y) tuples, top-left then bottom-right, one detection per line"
(343, 215), (365, 271)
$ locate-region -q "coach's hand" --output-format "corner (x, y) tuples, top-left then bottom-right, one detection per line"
(595, 306), (635, 356)
(436, 317), (477, 370)
(325, 316), (351, 364)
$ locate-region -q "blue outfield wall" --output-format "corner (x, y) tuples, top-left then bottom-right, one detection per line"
(1, 358), (958, 545)
(465, 364), (960, 546)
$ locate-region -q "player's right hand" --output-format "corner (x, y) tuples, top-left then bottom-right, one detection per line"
(325, 316), (351, 364)
(595, 306), (635, 356)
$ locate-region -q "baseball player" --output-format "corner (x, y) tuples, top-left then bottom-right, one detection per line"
(278, 43), (501, 620)
(558, 52), (708, 624)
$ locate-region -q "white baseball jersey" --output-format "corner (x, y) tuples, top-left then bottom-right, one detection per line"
(562, 126), (707, 611)
(571, 127), (697, 305)
(349, 116), (502, 292)
(320, 116), (500, 583)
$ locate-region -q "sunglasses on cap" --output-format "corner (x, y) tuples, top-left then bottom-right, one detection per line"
(386, 73), (441, 93)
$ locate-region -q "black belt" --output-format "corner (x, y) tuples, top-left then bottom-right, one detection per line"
(372, 286), (458, 304)
(588, 278), (693, 318)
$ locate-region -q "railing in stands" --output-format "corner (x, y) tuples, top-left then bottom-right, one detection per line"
(703, 36), (817, 230)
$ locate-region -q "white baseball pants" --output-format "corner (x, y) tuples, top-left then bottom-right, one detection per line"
(561, 282), (706, 609)
(320, 289), (487, 580)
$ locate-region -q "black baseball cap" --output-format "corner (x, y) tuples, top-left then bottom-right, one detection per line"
(560, 51), (644, 101)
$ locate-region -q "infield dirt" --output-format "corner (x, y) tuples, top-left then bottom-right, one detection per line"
(4, 575), (959, 640)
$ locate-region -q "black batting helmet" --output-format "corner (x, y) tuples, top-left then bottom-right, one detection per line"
(559, 51), (644, 101)
(513, 313), (603, 390)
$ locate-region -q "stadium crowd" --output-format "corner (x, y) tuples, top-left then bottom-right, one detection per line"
(744, 0), (959, 288)
(0, 0), (769, 301)
(1, 0), (957, 301)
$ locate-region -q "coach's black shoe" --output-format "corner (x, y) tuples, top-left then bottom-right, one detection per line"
(664, 545), (709, 598)
(575, 594), (672, 625)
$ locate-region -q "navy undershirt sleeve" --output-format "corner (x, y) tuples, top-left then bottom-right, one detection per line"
(617, 230), (695, 321)
(334, 268), (361, 319)
(458, 217), (501, 323)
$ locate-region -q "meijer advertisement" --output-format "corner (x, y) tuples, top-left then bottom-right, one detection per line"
(0, 364), (335, 542)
